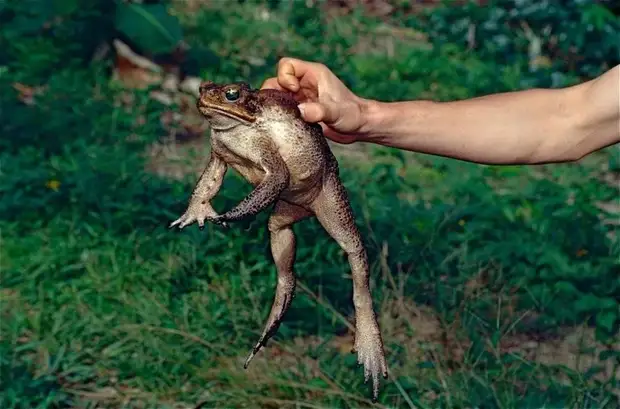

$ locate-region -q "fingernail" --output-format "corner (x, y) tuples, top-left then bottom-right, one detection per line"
(298, 103), (306, 116)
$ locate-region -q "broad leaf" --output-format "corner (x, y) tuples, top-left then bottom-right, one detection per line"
(596, 309), (618, 333)
(115, 2), (183, 55)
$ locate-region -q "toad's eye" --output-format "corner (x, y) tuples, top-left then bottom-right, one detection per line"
(224, 88), (240, 102)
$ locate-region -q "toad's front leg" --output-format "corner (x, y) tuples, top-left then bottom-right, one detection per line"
(211, 138), (289, 225)
(244, 200), (312, 368)
(170, 151), (228, 230)
(310, 174), (388, 402)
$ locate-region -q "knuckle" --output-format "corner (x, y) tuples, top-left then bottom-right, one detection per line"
(278, 57), (292, 67)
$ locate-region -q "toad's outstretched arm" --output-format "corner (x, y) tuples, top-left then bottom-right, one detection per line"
(170, 152), (227, 230)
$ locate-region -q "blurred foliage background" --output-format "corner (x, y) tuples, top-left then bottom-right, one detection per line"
(1, 0), (619, 408)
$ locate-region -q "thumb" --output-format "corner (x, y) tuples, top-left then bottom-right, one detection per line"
(298, 102), (339, 124)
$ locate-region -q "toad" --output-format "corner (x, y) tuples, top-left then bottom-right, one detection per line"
(170, 81), (388, 400)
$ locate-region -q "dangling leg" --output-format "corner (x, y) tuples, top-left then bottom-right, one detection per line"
(244, 200), (312, 368)
(310, 175), (388, 401)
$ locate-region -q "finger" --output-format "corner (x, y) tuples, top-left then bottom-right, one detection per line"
(318, 122), (357, 144)
(325, 132), (356, 144)
(297, 104), (355, 143)
(298, 102), (324, 123)
(299, 101), (340, 125)
(260, 77), (284, 91)
(277, 57), (318, 92)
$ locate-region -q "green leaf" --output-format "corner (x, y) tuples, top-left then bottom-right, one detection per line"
(182, 46), (220, 76)
(583, 365), (605, 380)
(115, 2), (183, 55)
(580, 4), (616, 30)
(596, 310), (618, 333)
(553, 280), (577, 295)
(574, 294), (602, 313)
(599, 297), (619, 309)
(599, 349), (620, 361)
(608, 146), (620, 171)
(416, 360), (435, 369)
(52, 0), (79, 15)
(307, 377), (329, 389)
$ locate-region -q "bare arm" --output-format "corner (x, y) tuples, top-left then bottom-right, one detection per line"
(359, 65), (620, 165)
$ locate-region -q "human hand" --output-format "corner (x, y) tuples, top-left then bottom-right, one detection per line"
(261, 57), (370, 144)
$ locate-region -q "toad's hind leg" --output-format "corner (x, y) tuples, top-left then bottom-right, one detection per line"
(244, 200), (312, 369)
(310, 173), (388, 401)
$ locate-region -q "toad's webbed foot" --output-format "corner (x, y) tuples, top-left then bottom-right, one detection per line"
(170, 201), (220, 230)
(244, 275), (295, 368)
(205, 215), (230, 229)
(353, 314), (388, 402)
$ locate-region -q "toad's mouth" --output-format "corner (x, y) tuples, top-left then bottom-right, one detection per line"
(198, 102), (254, 125)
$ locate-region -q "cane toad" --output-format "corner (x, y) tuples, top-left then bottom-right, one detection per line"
(170, 80), (388, 400)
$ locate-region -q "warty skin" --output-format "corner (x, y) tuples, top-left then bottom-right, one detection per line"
(170, 80), (388, 400)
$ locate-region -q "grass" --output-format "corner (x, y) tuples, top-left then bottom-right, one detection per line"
(1, 1), (619, 408)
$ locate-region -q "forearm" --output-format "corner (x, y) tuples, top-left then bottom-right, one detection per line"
(190, 153), (227, 202)
(360, 65), (619, 165)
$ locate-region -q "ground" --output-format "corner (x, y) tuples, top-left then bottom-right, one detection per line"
(1, 1), (619, 408)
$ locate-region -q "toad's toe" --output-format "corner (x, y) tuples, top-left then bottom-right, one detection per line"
(354, 329), (388, 402)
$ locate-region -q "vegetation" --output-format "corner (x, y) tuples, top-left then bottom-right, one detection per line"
(1, 0), (619, 408)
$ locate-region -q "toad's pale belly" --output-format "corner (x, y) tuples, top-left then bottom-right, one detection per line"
(261, 116), (328, 181)
(211, 119), (329, 206)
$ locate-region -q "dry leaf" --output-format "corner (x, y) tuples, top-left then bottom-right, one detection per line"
(111, 39), (164, 89)
(13, 83), (45, 105)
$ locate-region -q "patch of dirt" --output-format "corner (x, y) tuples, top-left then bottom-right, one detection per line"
(502, 327), (620, 385)
(145, 137), (210, 181)
(324, 294), (619, 395)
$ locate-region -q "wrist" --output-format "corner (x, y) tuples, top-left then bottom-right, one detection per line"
(357, 98), (441, 147)
(357, 98), (408, 145)
(356, 98), (386, 143)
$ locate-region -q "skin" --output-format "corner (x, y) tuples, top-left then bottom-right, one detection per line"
(261, 58), (620, 165)
(169, 81), (388, 400)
